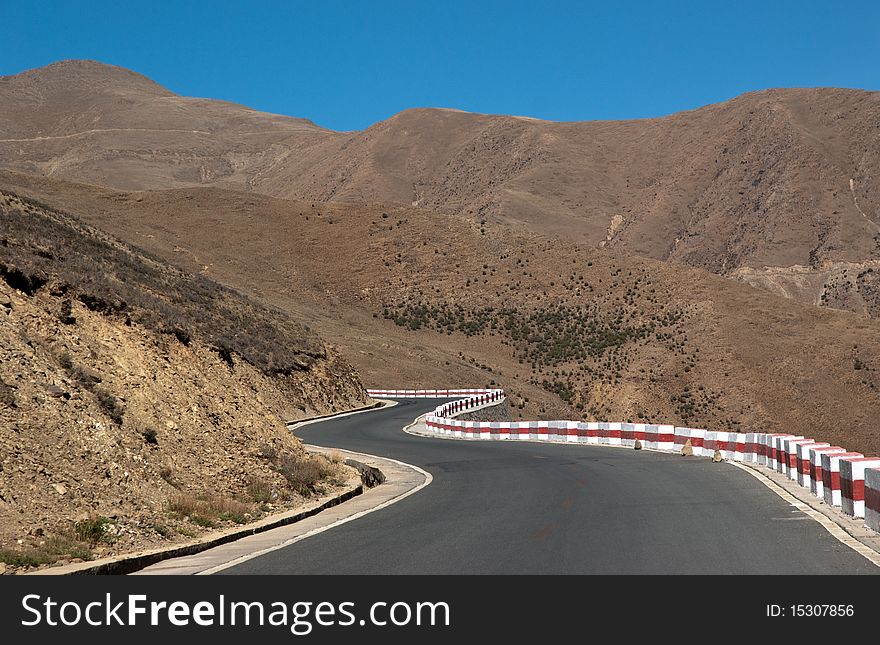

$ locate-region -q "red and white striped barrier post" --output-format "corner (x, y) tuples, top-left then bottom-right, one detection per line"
(795, 442), (829, 488)
(839, 457), (880, 518)
(776, 435), (804, 475)
(822, 452), (864, 507)
(754, 433), (768, 466)
(656, 425), (675, 452)
(737, 433), (753, 462)
(765, 434), (791, 471)
(715, 431), (738, 461)
(809, 446), (846, 498)
(783, 438), (814, 481)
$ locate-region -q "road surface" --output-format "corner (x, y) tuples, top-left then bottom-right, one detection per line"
(221, 399), (878, 574)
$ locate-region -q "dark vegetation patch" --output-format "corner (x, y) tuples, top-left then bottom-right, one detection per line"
(0, 192), (324, 374)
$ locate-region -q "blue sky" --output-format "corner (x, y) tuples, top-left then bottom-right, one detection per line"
(2, 1), (878, 131)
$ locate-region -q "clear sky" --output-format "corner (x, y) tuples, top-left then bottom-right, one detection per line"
(2, 0), (878, 131)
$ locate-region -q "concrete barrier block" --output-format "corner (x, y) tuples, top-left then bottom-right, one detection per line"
(809, 446), (845, 498)
(765, 434), (787, 470)
(783, 438), (813, 481)
(673, 427), (691, 453)
(776, 435), (803, 474)
(840, 457), (880, 518)
(656, 425), (675, 452)
(585, 422), (600, 444)
(715, 431), (737, 461)
(794, 442), (829, 488)
(704, 430), (717, 456)
(754, 433), (767, 466)
(620, 423), (637, 447)
(822, 452), (864, 507)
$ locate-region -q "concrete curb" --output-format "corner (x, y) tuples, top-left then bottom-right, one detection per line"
(26, 398), (390, 576)
(730, 461), (880, 567)
(137, 445), (432, 575)
(287, 399), (393, 431)
(26, 482), (363, 576)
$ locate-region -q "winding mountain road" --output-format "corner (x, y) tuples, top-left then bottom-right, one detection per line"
(221, 399), (878, 574)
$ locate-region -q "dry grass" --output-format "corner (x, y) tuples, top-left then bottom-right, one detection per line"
(245, 476), (278, 504)
(73, 514), (111, 545)
(0, 533), (92, 568)
(0, 191), (325, 375)
(273, 453), (335, 497)
(168, 493), (253, 527)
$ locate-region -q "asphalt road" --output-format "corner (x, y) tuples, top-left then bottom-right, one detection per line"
(222, 399), (878, 574)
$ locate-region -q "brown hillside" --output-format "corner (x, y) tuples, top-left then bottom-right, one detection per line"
(0, 187), (367, 571)
(2, 62), (879, 316)
(0, 60), (338, 191)
(5, 172), (878, 458)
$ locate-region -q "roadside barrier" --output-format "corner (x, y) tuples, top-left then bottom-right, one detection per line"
(839, 457), (880, 518)
(809, 446), (846, 498)
(366, 389), (880, 536)
(822, 452), (864, 508)
(794, 442), (828, 487)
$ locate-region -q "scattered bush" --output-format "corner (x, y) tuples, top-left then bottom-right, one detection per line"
(159, 466), (180, 488)
(168, 494), (252, 528)
(0, 193), (324, 376)
(73, 515), (111, 545)
(94, 388), (124, 425)
(246, 476), (276, 503)
(273, 454), (332, 497)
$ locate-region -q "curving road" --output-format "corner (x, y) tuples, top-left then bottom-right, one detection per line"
(221, 399), (878, 574)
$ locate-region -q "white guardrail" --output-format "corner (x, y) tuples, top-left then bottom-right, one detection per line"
(366, 388), (880, 535)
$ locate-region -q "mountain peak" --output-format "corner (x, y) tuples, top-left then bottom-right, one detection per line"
(1, 59), (175, 97)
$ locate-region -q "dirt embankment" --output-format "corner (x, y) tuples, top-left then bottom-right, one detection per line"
(0, 191), (370, 573)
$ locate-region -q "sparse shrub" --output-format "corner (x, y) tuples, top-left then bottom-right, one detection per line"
(151, 523), (173, 538)
(143, 428), (158, 445)
(0, 532), (93, 567)
(168, 493), (252, 528)
(246, 476), (276, 503)
(74, 515), (111, 545)
(58, 351), (101, 388)
(159, 466), (180, 488)
(214, 343), (235, 368)
(166, 326), (191, 346)
(189, 515), (216, 528)
(59, 298), (75, 324)
(219, 511), (247, 524)
(0, 548), (52, 568)
(273, 454), (332, 497)
(94, 388), (124, 425)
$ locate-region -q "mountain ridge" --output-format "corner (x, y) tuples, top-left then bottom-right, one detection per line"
(2, 60), (880, 317)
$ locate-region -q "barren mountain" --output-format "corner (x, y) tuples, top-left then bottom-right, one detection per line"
(0, 185), (367, 571)
(0, 60), (339, 191)
(2, 61), (879, 316)
(4, 171), (879, 460)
